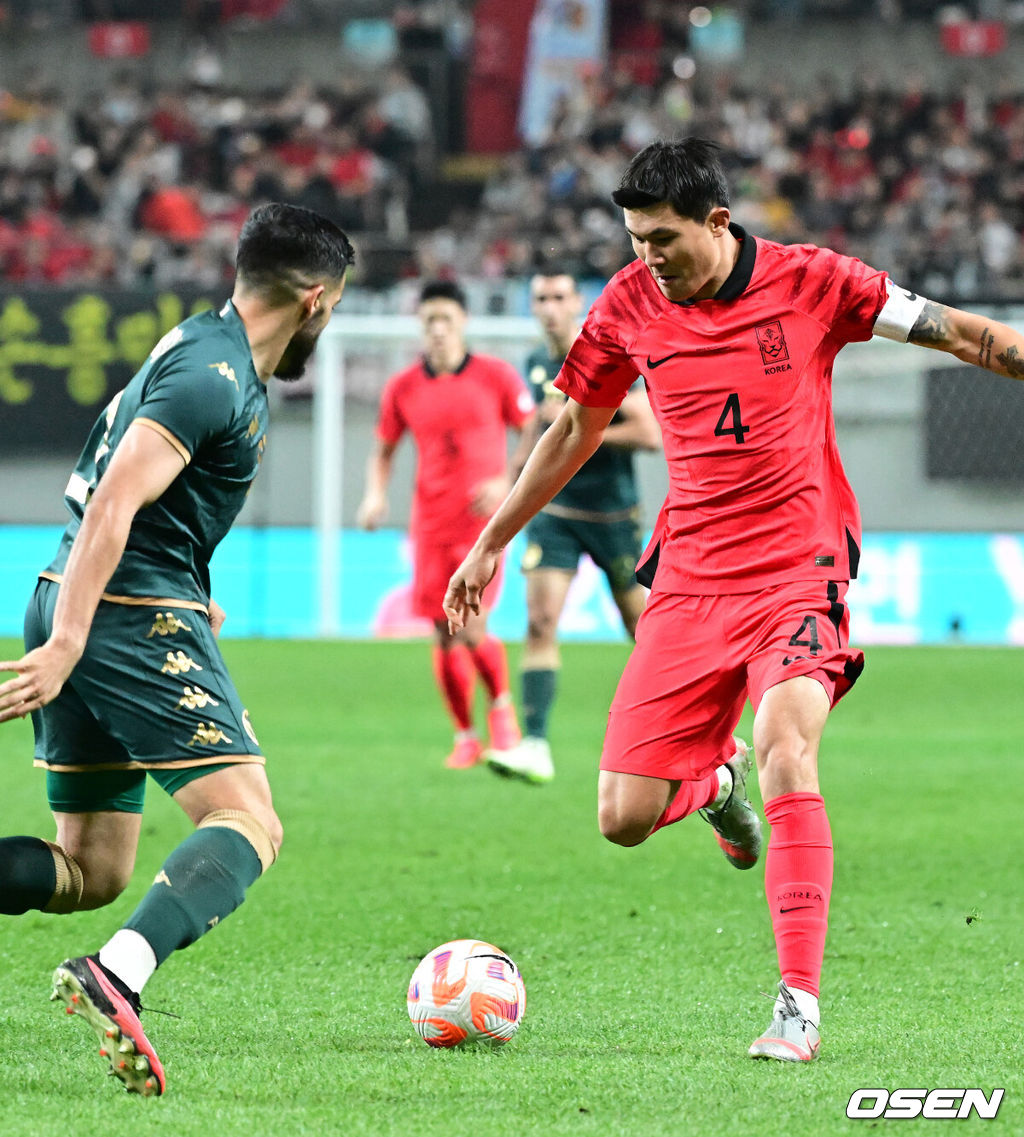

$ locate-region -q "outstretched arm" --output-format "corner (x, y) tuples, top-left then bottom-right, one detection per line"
(908, 301), (1024, 379)
(443, 398), (616, 628)
(0, 422), (187, 722)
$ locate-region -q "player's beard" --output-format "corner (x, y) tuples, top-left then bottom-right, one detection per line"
(274, 316), (326, 381)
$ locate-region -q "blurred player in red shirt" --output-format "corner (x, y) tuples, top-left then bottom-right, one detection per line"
(359, 280), (535, 769)
(445, 138), (1024, 1061)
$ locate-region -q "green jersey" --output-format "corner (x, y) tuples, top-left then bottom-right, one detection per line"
(44, 301), (267, 606)
(525, 344), (639, 515)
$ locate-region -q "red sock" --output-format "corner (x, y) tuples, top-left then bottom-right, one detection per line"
(431, 644), (475, 731)
(650, 772), (720, 833)
(763, 792), (833, 999)
(468, 636), (509, 701)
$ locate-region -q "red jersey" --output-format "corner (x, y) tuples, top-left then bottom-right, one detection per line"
(555, 225), (890, 594)
(378, 352), (534, 542)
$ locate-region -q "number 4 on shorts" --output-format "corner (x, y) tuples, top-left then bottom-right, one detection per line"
(788, 616), (822, 654)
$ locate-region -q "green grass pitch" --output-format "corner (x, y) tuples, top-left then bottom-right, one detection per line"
(0, 638), (1020, 1136)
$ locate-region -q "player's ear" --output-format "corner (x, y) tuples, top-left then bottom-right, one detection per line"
(708, 207), (731, 235)
(302, 283), (326, 321)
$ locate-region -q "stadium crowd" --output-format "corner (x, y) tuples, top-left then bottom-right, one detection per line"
(2, 10), (1024, 298)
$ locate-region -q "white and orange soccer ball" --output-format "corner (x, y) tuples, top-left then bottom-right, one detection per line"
(407, 939), (526, 1048)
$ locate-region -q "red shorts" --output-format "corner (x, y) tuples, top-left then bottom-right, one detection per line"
(601, 580), (864, 782)
(412, 537), (505, 622)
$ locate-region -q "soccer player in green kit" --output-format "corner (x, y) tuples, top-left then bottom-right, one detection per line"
(0, 203), (354, 1096)
(493, 270), (660, 784)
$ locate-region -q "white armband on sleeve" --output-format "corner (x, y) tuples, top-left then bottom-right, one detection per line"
(872, 282), (929, 342)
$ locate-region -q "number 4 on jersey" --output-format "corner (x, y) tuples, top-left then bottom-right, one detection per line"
(714, 392), (750, 443)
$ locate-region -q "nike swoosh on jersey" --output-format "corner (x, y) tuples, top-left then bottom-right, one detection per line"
(646, 352), (684, 369)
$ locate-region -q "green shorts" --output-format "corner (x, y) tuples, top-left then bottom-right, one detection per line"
(521, 508), (644, 595)
(26, 578), (263, 814)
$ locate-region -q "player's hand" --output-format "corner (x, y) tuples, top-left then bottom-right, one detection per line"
(356, 493), (388, 530)
(208, 599), (226, 639)
(470, 475), (510, 518)
(443, 548), (499, 632)
(0, 641), (80, 724)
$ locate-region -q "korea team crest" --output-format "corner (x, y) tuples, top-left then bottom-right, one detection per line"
(755, 321), (789, 366)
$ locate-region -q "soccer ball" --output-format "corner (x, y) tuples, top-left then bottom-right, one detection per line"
(407, 939), (526, 1048)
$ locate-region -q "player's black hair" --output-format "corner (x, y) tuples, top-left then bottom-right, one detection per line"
(611, 138), (730, 221)
(530, 264), (580, 289)
(235, 202), (355, 306)
(419, 279), (468, 310)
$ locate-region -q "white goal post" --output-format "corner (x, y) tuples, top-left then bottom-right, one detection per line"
(312, 313), (540, 637)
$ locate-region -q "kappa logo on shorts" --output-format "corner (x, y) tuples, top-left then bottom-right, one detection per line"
(521, 542), (543, 572)
(188, 722), (232, 747)
(755, 321), (791, 370)
(147, 612), (192, 638)
(161, 651), (202, 676)
(177, 685), (220, 710)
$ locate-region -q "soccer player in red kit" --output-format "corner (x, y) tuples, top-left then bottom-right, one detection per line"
(359, 280), (535, 769)
(445, 138), (1024, 1060)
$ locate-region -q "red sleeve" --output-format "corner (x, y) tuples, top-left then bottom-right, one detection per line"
(806, 247), (890, 344)
(554, 289), (639, 408)
(376, 376), (405, 445)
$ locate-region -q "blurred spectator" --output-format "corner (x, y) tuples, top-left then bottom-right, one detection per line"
(1, 6), (1024, 299)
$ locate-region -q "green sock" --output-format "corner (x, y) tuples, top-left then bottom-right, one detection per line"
(124, 827), (261, 965)
(522, 668), (557, 739)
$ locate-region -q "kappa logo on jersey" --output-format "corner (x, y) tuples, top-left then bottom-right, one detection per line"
(755, 321), (792, 372)
(209, 361), (239, 389)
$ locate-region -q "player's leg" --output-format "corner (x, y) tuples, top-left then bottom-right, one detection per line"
(108, 762), (280, 990)
(610, 582), (648, 640)
(587, 512), (648, 643)
(450, 548), (520, 759)
(0, 787), (143, 916)
(746, 676), (830, 1062)
(48, 595), (272, 1094)
(460, 604), (522, 759)
(0, 580), (144, 917)
(432, 618), (481, 768)
(490, 567), (571, 783)
(39, 772), (166, 1096)
(744, 580), (864, 1062)
(414, 540), (480, 765)
(597, 591), (754, 854)
(497, 512), (584, 783)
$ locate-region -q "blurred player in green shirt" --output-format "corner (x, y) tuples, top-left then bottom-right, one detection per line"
(0, 203), (354, 1096)
(493, 271), (660, 784)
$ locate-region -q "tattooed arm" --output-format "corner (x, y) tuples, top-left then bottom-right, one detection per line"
(908, 300), (1024, 380)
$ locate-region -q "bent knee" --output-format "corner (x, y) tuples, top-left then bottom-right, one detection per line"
(77, 871), (133, 911)
(598, 805), (654, 848)
(526, 612), (558, 647)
